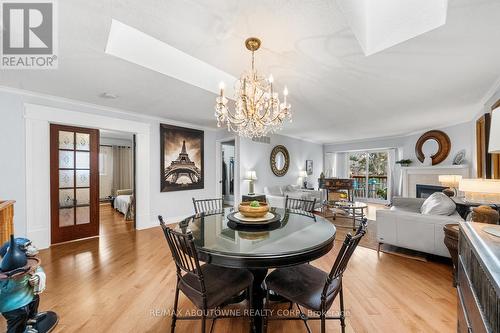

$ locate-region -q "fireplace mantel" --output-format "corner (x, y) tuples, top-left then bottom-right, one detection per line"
(401, 165), (469, 197)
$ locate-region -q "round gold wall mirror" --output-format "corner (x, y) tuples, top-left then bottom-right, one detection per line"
(270, 145), (290, 177)
(415, 130), (451, 165)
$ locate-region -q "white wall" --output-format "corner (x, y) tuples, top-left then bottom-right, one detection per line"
(239, 134), (323, 196)
(324, 121), (474, 167)
(0, 89), (217, 242)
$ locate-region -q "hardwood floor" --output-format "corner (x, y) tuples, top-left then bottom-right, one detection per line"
(1, 204), (457, 332)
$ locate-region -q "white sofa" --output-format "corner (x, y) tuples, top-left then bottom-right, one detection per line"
(264, 185), (322, 209)
(376, 196), (463, 257)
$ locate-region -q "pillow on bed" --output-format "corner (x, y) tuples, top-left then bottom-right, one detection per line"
(420, 192), (456, 216)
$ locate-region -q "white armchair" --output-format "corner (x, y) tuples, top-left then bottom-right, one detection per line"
(376, 196), (463, 257)
(264, 186), (286, 208)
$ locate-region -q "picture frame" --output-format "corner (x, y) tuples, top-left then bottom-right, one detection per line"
(160, 124), (204, 192)
(306, 159), (313, 175)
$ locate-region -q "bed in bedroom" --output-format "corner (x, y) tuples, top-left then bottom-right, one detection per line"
(113, 189), (134, 220)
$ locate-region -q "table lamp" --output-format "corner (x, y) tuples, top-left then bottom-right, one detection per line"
(489, 107), (499, 153)
(438, 175), (462, 197)
(245, 170), (257, 195)
(459, 179), (500, 204)
(458, 178), (500, 227)
(299, 170), (308, 189)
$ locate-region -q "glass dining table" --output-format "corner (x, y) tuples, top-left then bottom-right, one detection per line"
(176, 207), (337, 333)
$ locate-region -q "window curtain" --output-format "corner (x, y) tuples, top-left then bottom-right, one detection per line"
(112, 146), (133, 196)
(387, 148), (402, 199)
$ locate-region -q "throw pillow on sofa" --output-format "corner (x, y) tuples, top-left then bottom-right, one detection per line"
(420, 192), (456, 216)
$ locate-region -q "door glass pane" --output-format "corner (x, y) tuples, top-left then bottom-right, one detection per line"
(59, 151), (74, 168)
(59, 170), (74, 188)
(76, 151), (90, 169)
(58, 131), (74, 149)
(367, 152), (388, 200)
(59, 189), (74, 207)
(349, 152), (367, 199)
(76, 206), (90, 224)
(76, 188), (90, 205)
(76, 133), (90, 151)
(76, 170), (90, 187)
(59, 208), (74, 227)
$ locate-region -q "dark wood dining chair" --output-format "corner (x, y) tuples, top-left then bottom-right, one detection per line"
(158, 216), (254, 333)
(264, 219), (368, 333)
(192, 197), (223, 214)
(285, 196), (317, 213)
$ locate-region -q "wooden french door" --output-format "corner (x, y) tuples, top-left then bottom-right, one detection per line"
(50, 124), (99, 244)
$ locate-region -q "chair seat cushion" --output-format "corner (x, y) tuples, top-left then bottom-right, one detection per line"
(265, 264), (340, 312)
(179, 264), (253, 309)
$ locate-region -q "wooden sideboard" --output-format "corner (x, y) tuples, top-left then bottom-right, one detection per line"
(319, 178), (354, 202)
(0, 200), (15, 244)
(458, 222), (499, 333)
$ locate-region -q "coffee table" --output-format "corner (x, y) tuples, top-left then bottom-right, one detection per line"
(323, 201), (368, 230)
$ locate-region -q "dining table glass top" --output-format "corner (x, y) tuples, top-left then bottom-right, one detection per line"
(177, 207), (336, 258)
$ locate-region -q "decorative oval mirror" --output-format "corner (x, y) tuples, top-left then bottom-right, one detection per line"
(270, 145), (290, 177)
(415, 130), (451, 165)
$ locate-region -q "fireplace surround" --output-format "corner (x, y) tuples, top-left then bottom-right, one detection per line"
(416, 184), (446, 198)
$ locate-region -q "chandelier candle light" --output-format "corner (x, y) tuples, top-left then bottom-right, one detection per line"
(215, 37), (292, 138)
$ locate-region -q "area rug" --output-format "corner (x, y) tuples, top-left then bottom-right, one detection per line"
(316, 212), (378, 250)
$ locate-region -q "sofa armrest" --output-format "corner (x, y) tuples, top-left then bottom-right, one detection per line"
(378, 209), (462, 224)
(266, 195), (285, 208)
(391, 196), (425, 212)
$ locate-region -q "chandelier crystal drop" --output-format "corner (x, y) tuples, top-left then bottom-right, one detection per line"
(215, 37), (292, 138)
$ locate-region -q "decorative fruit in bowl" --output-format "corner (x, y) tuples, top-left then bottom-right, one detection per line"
(238, 201), (269, 218)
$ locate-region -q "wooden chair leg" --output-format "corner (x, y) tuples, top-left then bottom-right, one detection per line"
(339, 286), (346, 333)
(171, 283), (180, 333)
(201, 313), (206, 333)
(263, 290), (269, 333)
(248, 287), (255, 333)
(377, 242), (382, 254)
(320, 313), (326, 333)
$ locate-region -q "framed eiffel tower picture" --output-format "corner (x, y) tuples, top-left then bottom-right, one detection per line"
(160, 124), (204, 192)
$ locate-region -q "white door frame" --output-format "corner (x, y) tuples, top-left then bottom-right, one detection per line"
(24, 103), (151, 249)
(347, 149), (391, 204)
(215, 136), (240, 206)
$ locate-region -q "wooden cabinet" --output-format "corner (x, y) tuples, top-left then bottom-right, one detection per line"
(0, 200), (15, 244)
(458, 222), (499, 333)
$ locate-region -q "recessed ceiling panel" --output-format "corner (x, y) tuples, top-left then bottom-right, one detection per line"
(337, 0), (448, 55)
(105, 19), (236, 97)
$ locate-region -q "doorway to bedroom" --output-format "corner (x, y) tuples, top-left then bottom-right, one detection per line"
(99, 130), (136, 237)
(221, 140), (235, 206)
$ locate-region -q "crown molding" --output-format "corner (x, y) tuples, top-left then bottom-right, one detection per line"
(0, 85), (217, 132)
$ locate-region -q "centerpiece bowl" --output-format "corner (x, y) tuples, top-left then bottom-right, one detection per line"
(238, 202), (269, 218)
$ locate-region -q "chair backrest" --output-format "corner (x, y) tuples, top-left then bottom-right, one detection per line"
(285, 196), (316, 213)
(158, 215), (206, 294)
(322, 218), (367, 300)
(192, 197), (223, 214)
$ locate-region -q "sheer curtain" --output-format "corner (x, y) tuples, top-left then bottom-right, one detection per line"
(387, 148), (402, 199)
(112, 146), (133, 195)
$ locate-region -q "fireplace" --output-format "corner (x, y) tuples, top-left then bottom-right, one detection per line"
(416, 184), (446, 198)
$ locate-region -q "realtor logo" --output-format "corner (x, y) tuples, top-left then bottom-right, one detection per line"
(1, 0), (58, 69)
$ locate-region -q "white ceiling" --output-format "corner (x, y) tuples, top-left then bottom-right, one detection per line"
(1, 0), (500, 143)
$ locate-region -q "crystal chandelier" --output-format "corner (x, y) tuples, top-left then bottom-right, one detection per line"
(215, 37), (292, 138)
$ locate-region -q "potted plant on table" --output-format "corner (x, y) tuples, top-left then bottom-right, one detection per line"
(395, 159), (412, 167)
